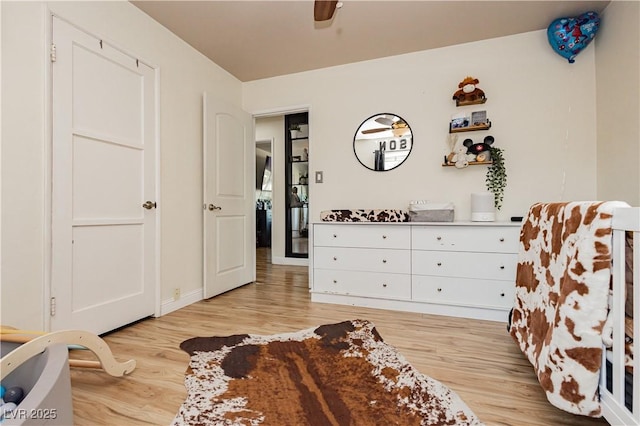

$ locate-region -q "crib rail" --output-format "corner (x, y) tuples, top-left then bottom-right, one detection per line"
(601, 207), (640, 425)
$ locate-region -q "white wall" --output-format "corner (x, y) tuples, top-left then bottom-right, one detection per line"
(1, 1), (242, 329)
(243, 30), (601, 223)
(2, 2), (48, 329)
(596, 0), (640, 205)
(0, 3), (3, 326)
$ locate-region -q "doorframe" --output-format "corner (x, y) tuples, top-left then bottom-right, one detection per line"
(43, 12), (162, 331)
(251, 105), (311, 267)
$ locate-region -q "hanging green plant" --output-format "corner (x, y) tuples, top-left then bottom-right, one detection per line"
(486, 147), (507, 210)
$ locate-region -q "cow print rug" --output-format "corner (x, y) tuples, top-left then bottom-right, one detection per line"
(172, 319), (482, 425)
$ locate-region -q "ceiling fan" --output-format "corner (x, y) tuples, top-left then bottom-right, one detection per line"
(314, 0), (340, 22)
(362, 117), (409, 137)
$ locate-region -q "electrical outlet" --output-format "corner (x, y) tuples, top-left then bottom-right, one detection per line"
(173, 288), (180, 301)
(315, 171), (323, 183)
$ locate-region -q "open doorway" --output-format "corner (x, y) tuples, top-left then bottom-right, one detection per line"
(254, 110), (309, 266)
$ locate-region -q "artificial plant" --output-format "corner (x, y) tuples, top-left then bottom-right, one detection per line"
(486, 147), (507, 210)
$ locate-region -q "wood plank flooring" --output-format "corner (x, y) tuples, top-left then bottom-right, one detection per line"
(69, 248), (609, 425)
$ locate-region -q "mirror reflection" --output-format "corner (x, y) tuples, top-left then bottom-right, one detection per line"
(353, 113), (412, 171)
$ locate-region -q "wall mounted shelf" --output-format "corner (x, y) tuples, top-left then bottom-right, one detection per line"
(449, 121), (491, 133)
(285, 112), (309, 259)
(455, 98), (487, 107)
(442, 160), (492, 167)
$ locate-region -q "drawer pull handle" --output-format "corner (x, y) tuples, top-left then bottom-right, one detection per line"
(333, 280), (337, 284)
(382, 259), (387, 263)
(499, 265), (505, 270)
(333, 256), (337, 261)
(382, 283), (387, 288)
(499, 237), (505, 242)
(437, 288), (442, 292)
(436, 236), (442, 241)
(333, 234), (337, 238)
(500, 292), (505, 297)
(382, 235), (387, 239)
(437, 262), (442, 266)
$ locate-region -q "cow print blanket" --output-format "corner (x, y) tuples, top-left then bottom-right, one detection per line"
(320, 209), (410, 222)
(509, 201), (629, 417)
(172, 319), (482, 425)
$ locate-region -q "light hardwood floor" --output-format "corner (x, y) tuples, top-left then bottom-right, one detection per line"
(70, 248), (609, 425)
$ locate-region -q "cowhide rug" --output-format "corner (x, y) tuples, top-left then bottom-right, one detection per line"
(172, 319), (482, 425)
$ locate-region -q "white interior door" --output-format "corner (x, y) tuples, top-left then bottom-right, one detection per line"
(51, 17), (157, 334)
(203, 93), (255, 298)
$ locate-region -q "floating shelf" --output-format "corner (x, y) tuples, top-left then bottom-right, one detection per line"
(442, 161), (493, 167)
(449, 120), (491, 133)
(455, 98), (487, 107)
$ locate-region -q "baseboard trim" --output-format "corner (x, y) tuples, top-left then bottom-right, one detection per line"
(272, 256), (309, 266)
(160, 288), (203, 316)
(310, 292), (510, 322)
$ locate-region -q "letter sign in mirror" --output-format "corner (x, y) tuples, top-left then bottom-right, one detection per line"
(353, 113), (412, 171)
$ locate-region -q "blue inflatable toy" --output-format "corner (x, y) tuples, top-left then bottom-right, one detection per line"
(547, 11), (600, 63)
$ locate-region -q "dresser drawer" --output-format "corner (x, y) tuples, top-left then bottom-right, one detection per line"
(314, 224), (410, 249)
(314, 269), (411, 300)
(314, 246), (410, 274)
(412, 275), (514, 309)
(412, 250), (516, 280)
(412, 225), (520, 253)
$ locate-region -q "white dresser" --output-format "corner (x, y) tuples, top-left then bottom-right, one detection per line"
(310, 221), (522, 322)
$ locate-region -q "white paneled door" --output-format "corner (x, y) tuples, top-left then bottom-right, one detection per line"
(203, 93), (255, 298)
(51, 17), (157, 334)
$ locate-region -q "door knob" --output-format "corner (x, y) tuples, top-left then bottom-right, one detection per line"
(142, 201), (157, 210)
(208, 204), (222, 211)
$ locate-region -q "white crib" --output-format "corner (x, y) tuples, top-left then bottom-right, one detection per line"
(601, 207), (639, 425)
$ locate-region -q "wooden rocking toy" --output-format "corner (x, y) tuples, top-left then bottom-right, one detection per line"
(0, 328), (136, 379)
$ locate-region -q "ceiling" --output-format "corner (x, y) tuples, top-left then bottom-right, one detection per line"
(131, 1), (610, 82)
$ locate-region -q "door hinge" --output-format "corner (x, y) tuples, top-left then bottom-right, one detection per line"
(50, 297), (56, 316)
(50, 43), (57, 62)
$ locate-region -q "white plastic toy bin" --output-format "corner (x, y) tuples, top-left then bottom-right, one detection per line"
(1, 342), (73, 425)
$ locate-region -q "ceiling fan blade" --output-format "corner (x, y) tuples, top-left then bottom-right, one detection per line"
(362, 127), (390, 134)
(314, 0), (338, 21)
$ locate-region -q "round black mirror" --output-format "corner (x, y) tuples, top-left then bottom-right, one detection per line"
(353, 113), (412, 171)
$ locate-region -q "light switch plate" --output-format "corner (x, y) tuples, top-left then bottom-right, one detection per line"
(315, 171), (323, 183)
